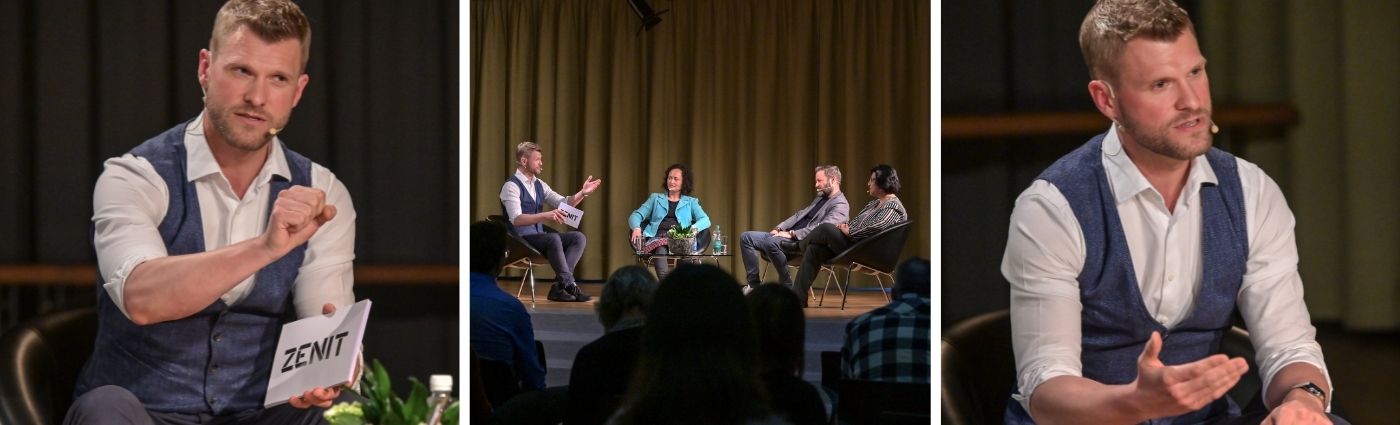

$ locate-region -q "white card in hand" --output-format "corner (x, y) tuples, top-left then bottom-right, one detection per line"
(557, 202), (585, 228)
(263, 299), (372, 407)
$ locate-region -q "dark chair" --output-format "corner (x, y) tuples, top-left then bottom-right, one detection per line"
(835, 378), (932, 425)
(823, 221), (914, 310)
(488, 215), (555, 305)
(471, 340), (549, 409)
(0, 307), (98, 425)
(940, 309), (1265, 425)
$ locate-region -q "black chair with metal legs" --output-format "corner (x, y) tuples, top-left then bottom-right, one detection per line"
(821, 220), (914, 310)
(488, 215), (555, 306)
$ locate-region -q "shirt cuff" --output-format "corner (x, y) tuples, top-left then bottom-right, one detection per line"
(1260, 355), (1333, 412)
(1014, 363), (1080, 415)
(102, 255), (153, 321)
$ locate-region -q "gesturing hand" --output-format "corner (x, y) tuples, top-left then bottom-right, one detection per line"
(1131, 332), (1250, 419)
(579, 175), (603, 196)
(264, 187), (336, 253)
(263, 186), (336, 258)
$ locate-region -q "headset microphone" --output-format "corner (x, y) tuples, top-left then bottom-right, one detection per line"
(269, 127), (280, 136)
(1210, 121), (1219, 134)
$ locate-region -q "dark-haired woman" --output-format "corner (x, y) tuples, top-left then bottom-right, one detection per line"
(627, 164), (711, 280)
(791, 164), (908, 306)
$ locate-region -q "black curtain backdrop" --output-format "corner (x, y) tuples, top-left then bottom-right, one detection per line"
(0, 0), (458, 393)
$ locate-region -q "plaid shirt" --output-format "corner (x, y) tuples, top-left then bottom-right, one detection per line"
(841, 293), (931, 383)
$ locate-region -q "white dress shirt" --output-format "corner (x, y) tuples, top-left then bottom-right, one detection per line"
(499, 169), (568, 224)
(1001, 124), (1331, 412)
(93, 113), (357, 320)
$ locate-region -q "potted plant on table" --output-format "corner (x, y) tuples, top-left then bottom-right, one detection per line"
(666, 224), (699, 255)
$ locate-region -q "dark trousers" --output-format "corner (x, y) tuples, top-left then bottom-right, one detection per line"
(64, 385), (363, 425)
(522, 231), (587, 287)
(794, 223), (850, 300)
(740, 231), (794, 286)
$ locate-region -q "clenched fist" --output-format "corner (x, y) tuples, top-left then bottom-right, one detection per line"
(262, 186), (337, 258)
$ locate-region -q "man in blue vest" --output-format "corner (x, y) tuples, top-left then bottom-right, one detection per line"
(500, 141), (603, 302)
(1001, 1), (1343, 424)
(67, 1), (358, 423)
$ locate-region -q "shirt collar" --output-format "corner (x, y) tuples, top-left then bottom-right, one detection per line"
(183, 112), (291, 184)
(1101, 123), (1218, 205)
(513, 169), (536, 186)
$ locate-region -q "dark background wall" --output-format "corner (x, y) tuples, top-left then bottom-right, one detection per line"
(941, 0), (1213, 326)
(0, 0), (459, 393)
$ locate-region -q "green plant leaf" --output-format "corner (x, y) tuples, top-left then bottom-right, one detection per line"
(371, 359), (392, 397)
(442, 401), (460, 425)
(404, 377), (429, 422)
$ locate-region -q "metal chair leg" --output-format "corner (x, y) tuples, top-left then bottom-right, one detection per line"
(527, 263), (537, 305)
(840, 266), (853, 311)
(818, 270), (834, 306)
(516, 267), (527, 298)
(876, 272), (891, 303)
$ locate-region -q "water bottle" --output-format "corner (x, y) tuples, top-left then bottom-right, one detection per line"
(712, 225), (724, 254)
(426, 374), (454, 425)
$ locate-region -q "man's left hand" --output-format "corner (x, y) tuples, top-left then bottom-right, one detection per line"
(289, 386), (340, 409)
(1262, 391), (1331, 424)
(775, 231), (794, 239)
(579, 175), (603, 196)
(836, 223), (850, 236)
(286, 302), (346, 409)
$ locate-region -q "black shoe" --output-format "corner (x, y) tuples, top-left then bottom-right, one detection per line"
(568, 284), (592, 301)
(547, 284), (577, 302)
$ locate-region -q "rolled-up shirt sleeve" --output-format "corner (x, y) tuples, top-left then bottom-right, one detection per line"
(1234, 161), (1332, 410)
(501, 181), (523, 223)
(1001, 180), (1088, 412)
(93, 155), (172, 320)
(292, 164), (358, 318)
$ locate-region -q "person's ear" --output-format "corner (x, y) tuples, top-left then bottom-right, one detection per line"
(1088, 80), (1120, 123)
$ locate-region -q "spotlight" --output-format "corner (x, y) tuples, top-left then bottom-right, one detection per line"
(628, 0), (668, 32)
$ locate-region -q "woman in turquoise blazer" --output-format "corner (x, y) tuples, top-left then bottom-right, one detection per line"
(628, 164), (711, 279)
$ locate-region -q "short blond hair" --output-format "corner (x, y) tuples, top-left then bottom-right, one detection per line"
(516, 141), (541, 161)
(1079, 0), (1193, 82)
(210, 0), (313, 71)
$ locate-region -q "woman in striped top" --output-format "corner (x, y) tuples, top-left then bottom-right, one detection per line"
(791, 164), (908, 306)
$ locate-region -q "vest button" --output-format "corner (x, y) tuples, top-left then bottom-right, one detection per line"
(208, 396), (217, 404)
(213, 333), (224, 342)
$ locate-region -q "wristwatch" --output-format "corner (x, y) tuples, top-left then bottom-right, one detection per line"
(1289, 382), (1327, 405)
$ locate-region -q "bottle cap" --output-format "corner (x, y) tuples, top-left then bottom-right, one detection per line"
(430, 374), (454, 392)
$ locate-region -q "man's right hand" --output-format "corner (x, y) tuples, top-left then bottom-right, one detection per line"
(1130, 331), (1250, 418)
(263, 186), (336, 259)
(542, 209), (565, 223)
(631, 228), (642, 242)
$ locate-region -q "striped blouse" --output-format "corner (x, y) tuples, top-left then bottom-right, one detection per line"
(848, 197), (908, 240)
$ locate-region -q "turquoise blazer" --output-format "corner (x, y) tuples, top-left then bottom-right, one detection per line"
(628, 193), (711, 237)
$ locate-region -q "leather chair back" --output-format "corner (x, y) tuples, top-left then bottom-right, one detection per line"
(0, 307), (98, 425)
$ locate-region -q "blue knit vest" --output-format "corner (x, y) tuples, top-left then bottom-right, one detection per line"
(75, 119), (313, 414)
(1004, 133), (1248, 424)
(502, 175), (545, 235)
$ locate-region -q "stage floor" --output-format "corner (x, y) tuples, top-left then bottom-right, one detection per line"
(506, 281), (892, 322)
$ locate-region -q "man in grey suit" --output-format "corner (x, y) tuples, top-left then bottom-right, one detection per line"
(739, 165), (850, 292)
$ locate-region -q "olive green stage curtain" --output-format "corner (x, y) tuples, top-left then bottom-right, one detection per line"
(470, 0), (931, 283)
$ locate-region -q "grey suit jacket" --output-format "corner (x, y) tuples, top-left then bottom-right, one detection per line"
(776, 192), (850, 240)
